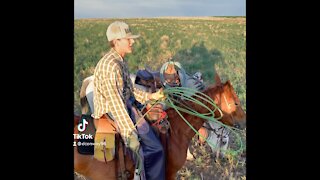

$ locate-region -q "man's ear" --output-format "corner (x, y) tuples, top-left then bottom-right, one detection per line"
(112, 39), (117, 46)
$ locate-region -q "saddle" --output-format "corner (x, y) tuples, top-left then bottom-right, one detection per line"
(135, 63), (183, 93)
(74, 114), (117, 161)
(94, 114), (117, 162)
(135, 67), (162, 93)
(75, 114), (134, 179)
(136, 62), (205, 135)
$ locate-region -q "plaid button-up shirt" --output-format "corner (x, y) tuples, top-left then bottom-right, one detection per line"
(93, 48), (151, 142)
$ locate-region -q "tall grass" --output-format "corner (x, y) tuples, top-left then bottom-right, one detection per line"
(74, 17), (246, 114)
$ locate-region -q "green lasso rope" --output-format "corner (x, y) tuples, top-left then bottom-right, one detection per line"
(162, 86), (245, 156)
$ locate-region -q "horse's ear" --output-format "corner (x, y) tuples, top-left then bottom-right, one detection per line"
(225, 80), (235, 91)
(226, 80), (231, 87)
(215, 72), (221, 85)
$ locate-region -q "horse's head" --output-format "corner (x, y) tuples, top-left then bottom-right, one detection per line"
(163, 74), (246, 179)
(209, 73), (246, 129)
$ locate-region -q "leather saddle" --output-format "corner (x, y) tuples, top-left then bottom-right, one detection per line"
(135, 65), (181, 93)
(135, 67), (162, 93)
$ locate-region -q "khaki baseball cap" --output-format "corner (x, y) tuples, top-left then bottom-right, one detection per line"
(106, 21), (140, 41)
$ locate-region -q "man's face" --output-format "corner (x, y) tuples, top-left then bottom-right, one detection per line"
(116, 38), (135, 55)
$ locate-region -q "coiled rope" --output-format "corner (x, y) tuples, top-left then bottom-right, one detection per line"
(162, 86), (244, 156)
(133, 86), (244, 156)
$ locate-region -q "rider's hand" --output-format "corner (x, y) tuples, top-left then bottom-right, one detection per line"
(127, 131), (140, 153)
(150, 88), (165, 100)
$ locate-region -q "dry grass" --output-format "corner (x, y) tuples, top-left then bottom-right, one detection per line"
(178, 130), (246, 180)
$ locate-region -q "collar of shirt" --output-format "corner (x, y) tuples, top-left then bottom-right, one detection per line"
(110, 48), (124, 62)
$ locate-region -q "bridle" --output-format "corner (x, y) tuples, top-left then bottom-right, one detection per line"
(214, 84), (237, 127)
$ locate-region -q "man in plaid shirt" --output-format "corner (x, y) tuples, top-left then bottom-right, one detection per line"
(93, 21), (165, 180)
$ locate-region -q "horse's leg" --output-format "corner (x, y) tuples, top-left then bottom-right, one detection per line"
(166, 136), (189, 180)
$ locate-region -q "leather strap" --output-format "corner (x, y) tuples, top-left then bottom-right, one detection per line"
(116, 134), (128, 180)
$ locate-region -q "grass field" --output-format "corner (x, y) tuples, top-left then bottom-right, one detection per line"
(74, 17), (246, 113)
(74, 16), (246, 179)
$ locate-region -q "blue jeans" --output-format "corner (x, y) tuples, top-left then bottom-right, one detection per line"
(127, 97), (165, 180)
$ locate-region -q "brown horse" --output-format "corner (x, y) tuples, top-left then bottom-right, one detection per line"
(74, 73), (246, 180)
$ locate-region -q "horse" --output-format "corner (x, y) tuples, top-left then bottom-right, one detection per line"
(74, 73), (246, 180)
(81, 70), (230, 159)
(79, 71), (222, 158)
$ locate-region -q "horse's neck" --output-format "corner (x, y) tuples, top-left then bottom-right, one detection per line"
(167, 85), (222, 147)
(165, 103), (206, 179)
(164, 85), (223, 179)
(167, 109), (204, 147)
(189, 84), (221, 114)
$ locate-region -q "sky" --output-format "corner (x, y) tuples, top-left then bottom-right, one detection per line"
(75, 0), (246, 19)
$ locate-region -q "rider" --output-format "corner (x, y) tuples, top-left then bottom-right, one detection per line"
(92, 21), (165, 180)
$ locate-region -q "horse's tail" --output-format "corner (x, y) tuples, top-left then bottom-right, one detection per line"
(80, 75), (93, 114)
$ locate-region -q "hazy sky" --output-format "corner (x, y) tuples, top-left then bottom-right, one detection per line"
(75, 0), (246, 19)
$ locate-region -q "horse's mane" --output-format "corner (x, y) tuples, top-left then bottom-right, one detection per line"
(163, 83), (223, 137)
(175, 83), (222, 113)
(163, 82), (228, 137)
